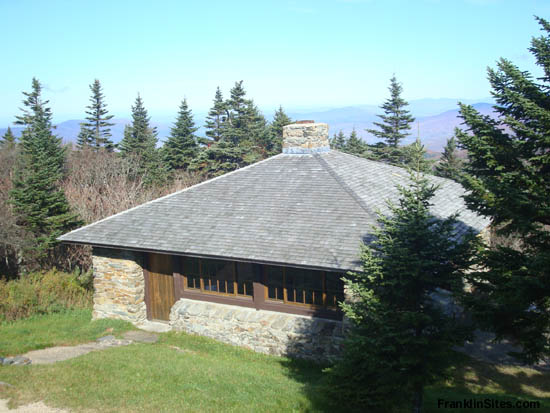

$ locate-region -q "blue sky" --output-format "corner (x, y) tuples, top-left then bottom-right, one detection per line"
(1, 0), (549, 124)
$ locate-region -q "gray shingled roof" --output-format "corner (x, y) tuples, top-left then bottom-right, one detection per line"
(58, 150), (489, 271)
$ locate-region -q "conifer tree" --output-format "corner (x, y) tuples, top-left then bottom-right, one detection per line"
(222, 81), (268, 147)
(270, 106), (292, 140)
(343, 129), (364, 155)
(327, 155), (476, 412)
(76, 124), (93, 149)
(9, 78), (81, 263)
(204, 87), (226, 143)
(331, 130), (346, 150)
(163, 98), (199, 170)
(119, 94), (164, 185)
(403, 137), (433, 173)
(83, 79), (115, 150)
(0, 126), (16, 148)
(366, 75), (415, 147)
(457, 17), (550, 363)
(434, 136), (462, 181)
(222, 80), (248, 146)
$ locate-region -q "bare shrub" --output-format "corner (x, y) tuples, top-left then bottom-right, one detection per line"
(63, 149), (203, 224)
(61, 148), (204, 270)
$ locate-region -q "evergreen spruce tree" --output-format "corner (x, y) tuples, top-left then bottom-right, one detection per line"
(189, 140), (254, 177)
(246, 101), (269, 148)
(163, 98), (199, 170)
(270, 106), (292, 140)
(366, 75), (415, 147)
(343, 129), (364, 155)
(222, 80), (268, 147)
(9, 78), (81, 263)
(119, 94), (164, 185)
(457, 17), (550, 363)
(434, 136), (462, 181)
(83, 79), (115, 150)
(75, 124), (93, 149)
(327, 154), (476, 412)
(331, 130), (347, 150)
(0, 126), (16, 148)
(403, 137), (433, 173)
(204, 87), (226, 143)
(222, 80), (248, 146)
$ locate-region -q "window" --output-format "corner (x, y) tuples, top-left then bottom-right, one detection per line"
(265, 266), (344, 309)
(183, 257), (201, 290)
(266, 266), (284, 301)
(325, 272), (345, 308)
(236, 262), (254, 297)
(182, 257), (255, 298)
(202, 259), (234, 294)
(181, 256), (344, 314)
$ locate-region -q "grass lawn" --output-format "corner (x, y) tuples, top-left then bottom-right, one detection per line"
(0, 311), (549, 412)
(0, 309), (135, 357)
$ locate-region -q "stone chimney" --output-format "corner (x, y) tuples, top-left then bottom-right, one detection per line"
(282, 120), (330, 154)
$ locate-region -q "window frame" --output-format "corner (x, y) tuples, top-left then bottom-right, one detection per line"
(263, 266), (343, 310)
(175, 255), (344, 320)
(183, 258), (254, 299)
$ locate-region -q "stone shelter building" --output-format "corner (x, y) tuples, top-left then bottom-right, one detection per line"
(59, 121), (489, 359)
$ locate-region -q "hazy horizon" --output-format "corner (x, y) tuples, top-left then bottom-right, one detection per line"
(1, 0), (548, 125)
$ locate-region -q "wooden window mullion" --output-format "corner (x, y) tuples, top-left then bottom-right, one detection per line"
(322, 272), (327, 308)
(233, 262), (237, 296)
(199, 259), (204, 291)
(283, 267), (287, 303)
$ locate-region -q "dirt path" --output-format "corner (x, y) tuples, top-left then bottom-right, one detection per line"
(0, 399), (69, 413)
(19, 330), (158, 365)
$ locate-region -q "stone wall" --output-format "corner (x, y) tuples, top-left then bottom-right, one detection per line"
(169, 298), (344, 361)
(92, 247), (147, 324)
(282, 122), (330, 154)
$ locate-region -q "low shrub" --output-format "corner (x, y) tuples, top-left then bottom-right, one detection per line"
(0, 269), (92, 322)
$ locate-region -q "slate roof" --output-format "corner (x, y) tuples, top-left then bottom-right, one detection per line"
(58, 150), (490, 271)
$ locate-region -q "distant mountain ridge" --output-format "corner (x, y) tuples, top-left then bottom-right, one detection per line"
(0, 99), (496, 152)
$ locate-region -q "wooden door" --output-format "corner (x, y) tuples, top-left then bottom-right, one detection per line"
(147, 253), (175, 321)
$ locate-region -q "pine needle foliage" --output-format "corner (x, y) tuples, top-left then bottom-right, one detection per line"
(222, 80), (269, 148)
(119, 94), (165, 186)
(9, 78), (82, 264)
(434, 136), (462, 181)
(76, 124), (93, 149)
(403, 137), (433, 174)
(82, 79), (115, 151)
(205, 87), (226, 143)
(366, 75), (415, 147)
(343, 129), (365, 155)
(331, 130), (347, 150)
(327, 154), (476, 412)
(457, 17), (550, 363)
(0, 126), (16, 148)
(268, 105), (292, 154)
(163, 98), (199, 170)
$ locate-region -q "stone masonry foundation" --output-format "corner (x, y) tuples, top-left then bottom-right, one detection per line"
(91, 247), (146, 324)
(170, 298), (344, 360)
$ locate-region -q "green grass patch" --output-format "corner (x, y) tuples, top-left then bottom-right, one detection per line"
(0, 330), (333, 412)
(0, 312), (548, 412)
(0, 308), (135, 357)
